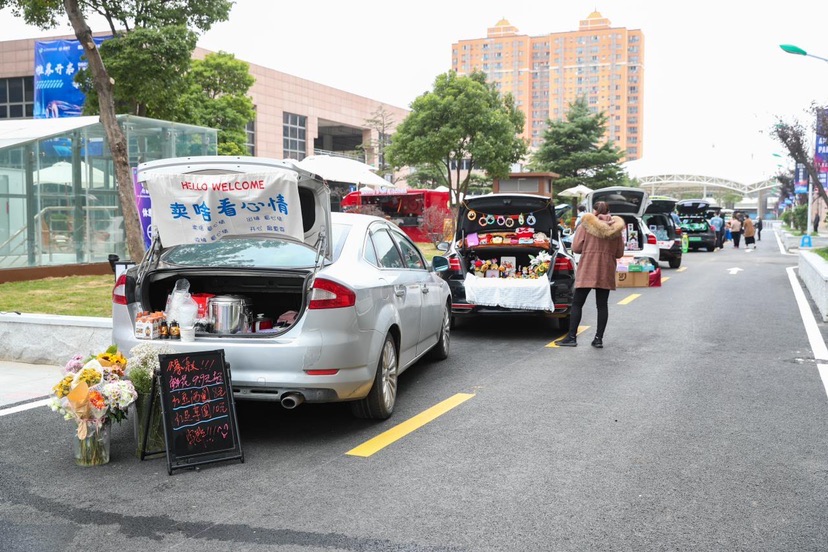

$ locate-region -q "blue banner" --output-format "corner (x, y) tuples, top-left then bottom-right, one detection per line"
(795, 163), (808, 194)
(33, 37), (110, 118)
(817, 108), (828, 174)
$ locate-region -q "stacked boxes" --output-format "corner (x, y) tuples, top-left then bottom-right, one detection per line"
(616, 256), (656, 288)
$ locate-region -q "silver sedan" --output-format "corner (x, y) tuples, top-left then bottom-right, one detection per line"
(113, 212), (452, 420)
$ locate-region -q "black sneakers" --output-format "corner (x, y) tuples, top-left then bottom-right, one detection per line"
(591, 337), (603, 348)
(558, 335), (577, 347)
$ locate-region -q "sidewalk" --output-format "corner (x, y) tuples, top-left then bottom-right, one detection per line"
(0, 360), (61, 408)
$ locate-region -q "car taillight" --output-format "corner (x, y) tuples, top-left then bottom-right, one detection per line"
(647, 233), (657, 245)
(112, 273), (127, 305)
(554, 255), (574, 272)
(675, 227), (682, 236)
(309, 278), (356, 309)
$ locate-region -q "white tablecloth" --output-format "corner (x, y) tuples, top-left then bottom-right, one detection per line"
(463, 273), (552, 311)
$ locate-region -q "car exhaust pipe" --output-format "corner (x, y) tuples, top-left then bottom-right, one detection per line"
(280, 393), (304, 409)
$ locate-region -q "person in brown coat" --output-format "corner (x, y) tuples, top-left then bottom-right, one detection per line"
(558, 201), (625, 348)
(743, 216), (756, 249)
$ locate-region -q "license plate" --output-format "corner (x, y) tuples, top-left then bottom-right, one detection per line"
(689, 237), (701, 241)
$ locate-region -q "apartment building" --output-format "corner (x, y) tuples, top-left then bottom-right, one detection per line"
(451, 11), (644, 161)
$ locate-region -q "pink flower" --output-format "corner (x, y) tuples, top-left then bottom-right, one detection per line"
(63, 354), (85, 375)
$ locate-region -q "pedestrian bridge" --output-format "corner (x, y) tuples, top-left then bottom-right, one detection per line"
(636, 174), (780, 197)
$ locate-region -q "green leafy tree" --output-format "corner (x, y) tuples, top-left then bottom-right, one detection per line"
(175, 51), (255, 155)
(530, 96), (626, 195)
(386, 70), (527, 207)
(771, 104), (828, 217)
(0, 0), (232, 261)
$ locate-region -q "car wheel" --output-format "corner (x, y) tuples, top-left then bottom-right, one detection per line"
(427, 303), (450, 360)
(350, 334), (398, 420)
(706, 245), (716, 252)
(668, 257), (681, 269)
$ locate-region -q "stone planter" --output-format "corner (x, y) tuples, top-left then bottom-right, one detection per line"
(799, 250), (828, 321)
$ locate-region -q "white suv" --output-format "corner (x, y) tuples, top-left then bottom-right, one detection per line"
(581, 186), (660, 262)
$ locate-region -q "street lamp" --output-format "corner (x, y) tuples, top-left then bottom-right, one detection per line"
(780, 44), (828, 64)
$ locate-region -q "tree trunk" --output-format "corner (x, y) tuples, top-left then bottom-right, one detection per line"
(63, 0), (146, 262)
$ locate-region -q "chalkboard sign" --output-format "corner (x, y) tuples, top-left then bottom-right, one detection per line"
(156, 349), (244, 474)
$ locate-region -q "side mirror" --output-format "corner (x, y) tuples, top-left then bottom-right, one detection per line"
(436, 241), (449, 252)
(431, 256), (450, 272)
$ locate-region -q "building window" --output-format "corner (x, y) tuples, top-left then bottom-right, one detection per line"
(0, 77), (34, 119)
(283, 112), (307, 160)
(245, 116), (256, 156)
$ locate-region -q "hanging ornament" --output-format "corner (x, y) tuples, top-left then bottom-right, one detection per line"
(496, 216), (506, 227)
(526, 213), (537, 226)
(467, 210), (477, 221)
(505, 216), (515, 228)
(518, 213), (525, 225)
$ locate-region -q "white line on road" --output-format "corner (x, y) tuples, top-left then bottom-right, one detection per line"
(0, 398), (49, 417)
(786, 266), (828, 398)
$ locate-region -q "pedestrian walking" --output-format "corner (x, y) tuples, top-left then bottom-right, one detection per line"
(743, 216), (756, 249)
(575, 205), (587, 227)
(558, 201), (625, 348)
(729, 215), (742, 248)
(815, 213), (822, 234)
(755, 218), (763, 241)
(709, 211), (724, 249)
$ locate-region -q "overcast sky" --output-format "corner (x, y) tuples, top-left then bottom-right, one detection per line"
(4, 1), (828, 184)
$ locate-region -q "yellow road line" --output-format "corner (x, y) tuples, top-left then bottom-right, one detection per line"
(346, 393), (475, 457)
(547, 325), (589, 347)
(677, 267), (687, 272)
(617, 293), (641, 305)
(661, 277), (670, 283)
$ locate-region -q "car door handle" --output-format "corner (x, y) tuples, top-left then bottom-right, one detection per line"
(394, 285), (406, 297)
(421, 284), (429, 294)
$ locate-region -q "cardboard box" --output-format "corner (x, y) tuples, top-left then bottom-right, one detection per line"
(615, 271), (649, 288)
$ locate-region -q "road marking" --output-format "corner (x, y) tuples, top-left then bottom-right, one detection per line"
(727, 267), (743, 275)
(0, 398), (49, 417)
(661, 277), (670, 283)
(677, 267), (687, 272)
(617, 293), (641, 305)
(786, 267), (828, 398)
(346, 393), (475, 457)
(546, 325), (589, 347)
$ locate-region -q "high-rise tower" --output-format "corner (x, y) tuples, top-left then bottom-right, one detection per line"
(451, 11), (644, 161)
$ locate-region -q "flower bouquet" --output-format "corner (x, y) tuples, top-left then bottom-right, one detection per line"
(49, 345), (137, 466)
(126, 342), (172, 458)
(528, 251), (552, 278)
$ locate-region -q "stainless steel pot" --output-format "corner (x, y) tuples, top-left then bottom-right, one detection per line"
(207, 295), (252, 334)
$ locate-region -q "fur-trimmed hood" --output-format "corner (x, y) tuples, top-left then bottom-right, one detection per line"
(580, 213), (625, 239)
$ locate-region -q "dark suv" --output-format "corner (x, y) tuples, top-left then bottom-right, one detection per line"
(437, 193), (575, 328)
(643, 196), (683, 268)
(676, 199), (717, 252)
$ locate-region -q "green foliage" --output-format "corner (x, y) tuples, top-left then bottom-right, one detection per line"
(793, 204), (808, 232)
(530, 96), (626, 195)
(386, 70), (527, 205)
(175, 52), (255, 155)
(79, 26), (197, 119)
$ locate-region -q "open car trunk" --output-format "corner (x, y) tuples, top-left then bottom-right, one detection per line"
(138, 268), (309, 336)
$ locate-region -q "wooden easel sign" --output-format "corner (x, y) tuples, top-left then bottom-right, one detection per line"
(152, 349), (244, 475)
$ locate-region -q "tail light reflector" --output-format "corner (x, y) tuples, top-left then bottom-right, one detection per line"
(449, 257), (462, 272)
(554, 255), (574, 272)
(647, 233), (657, 245)
(112, 273), (127, 305)
(309, 278), (356, 309)
(306, 369), (339, 376)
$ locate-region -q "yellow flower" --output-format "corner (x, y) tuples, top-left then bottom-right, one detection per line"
(75, 366), (102, 387)
(52, 375), (74, 398)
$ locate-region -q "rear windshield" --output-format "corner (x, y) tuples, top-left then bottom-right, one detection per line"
(161, 223), (349, 268)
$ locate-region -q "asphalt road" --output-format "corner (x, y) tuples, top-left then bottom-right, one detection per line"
(2, 232), (827, 551)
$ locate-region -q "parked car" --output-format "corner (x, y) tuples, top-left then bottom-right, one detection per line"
(677, 199), (717, 252)
(112, 156), (452, 420)
(582, 186), (660, 262)
(437, 193), (575, 329)
(643, 196), (683, 268)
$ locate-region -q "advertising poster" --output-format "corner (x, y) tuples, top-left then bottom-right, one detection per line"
(132, 167), (154, 249)
(795, 163), (808, 194)
(33, 37), (110, 118)
(816, 108), (828, 174)
(143, 172), (304, 247)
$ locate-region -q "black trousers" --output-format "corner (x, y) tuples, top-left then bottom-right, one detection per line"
(568, 287), (610, 339)
(733, 232), (742, 248)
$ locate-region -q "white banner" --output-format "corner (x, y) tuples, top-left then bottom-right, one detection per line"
(143, 172), (304, 247)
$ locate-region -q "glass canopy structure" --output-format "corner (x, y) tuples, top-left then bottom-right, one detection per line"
(0, 115), (216, 269)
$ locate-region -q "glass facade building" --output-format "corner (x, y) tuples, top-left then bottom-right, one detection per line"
(0, 115), (216, 269)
